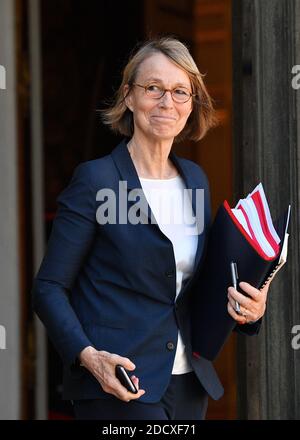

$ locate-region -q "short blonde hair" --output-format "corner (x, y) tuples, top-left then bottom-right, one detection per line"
(101, 37), (218, 142)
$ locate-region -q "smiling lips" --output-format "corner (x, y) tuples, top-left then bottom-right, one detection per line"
(151, 115), (177, 121)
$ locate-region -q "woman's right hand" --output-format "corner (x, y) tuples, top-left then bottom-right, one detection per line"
(78, 346), (146, 402)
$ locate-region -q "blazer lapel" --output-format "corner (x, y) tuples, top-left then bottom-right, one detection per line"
(111, 139), (153, 224)
(169, 150), (206, 274)
(111, 138), (206, 276)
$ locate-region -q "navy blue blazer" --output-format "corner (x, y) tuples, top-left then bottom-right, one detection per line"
(32, 139), (260, 402)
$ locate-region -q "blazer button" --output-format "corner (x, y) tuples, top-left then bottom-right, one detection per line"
(166, 341), (175, 351)
(165, 269), (175, 277)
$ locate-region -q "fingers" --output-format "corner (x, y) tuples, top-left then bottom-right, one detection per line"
(127, 376), (146, 400)
(111, 375), (146, 402)
(111, 353), (136, 371)
(240, 281), (264, 300)
(228, 300), (255, 322)
(228, 284), (259, 305)
(131, 375), (138, 387)
(89, 351), (146, 402)
(228, 287), (250, 313)
(227, 294), (240, 313)
(101, 372), (145, 402)
(228, 281), (267, 322)
(227, 301), (247, 324)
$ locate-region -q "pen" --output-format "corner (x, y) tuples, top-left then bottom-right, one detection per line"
(230, 261), (241, 315)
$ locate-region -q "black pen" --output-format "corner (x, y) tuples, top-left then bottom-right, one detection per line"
(230, 261), (241, 314)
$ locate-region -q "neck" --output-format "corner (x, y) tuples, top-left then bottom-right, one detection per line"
(127, 135), (178, 179)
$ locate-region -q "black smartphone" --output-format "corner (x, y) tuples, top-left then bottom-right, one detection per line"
(115, 365), (138, 394)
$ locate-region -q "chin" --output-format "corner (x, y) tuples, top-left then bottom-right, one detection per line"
(150, 129), (179, 141)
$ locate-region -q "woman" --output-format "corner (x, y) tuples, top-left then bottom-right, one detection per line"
(32, 37), (270, 420)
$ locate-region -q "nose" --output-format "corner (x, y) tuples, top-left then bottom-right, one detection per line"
(159, 90), (173, 107)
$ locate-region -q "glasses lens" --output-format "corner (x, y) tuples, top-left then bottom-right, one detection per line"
(145, 85), (164, 98)
(172, 88), (191, 103)
(144, 84), (192, 102)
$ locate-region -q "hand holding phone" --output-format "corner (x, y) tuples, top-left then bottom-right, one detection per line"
(115, 364), (138, 394)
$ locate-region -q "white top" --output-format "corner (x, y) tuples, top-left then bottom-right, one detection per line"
(140, 174), (198, 374)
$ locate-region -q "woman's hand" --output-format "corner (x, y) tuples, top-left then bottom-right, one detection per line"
(227, 281), (271, 325)
(78, 346), (146, 402)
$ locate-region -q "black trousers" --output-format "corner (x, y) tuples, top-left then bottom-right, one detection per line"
(73, 371), (208, 420)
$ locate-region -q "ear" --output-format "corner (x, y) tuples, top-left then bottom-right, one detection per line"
(123, 84), (133, 112)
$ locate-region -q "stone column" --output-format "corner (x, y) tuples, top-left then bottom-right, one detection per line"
(232, 0), (300, 419)
(28, 0), (47, 420)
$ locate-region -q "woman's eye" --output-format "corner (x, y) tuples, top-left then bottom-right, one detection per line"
(147, 84), (161, 92)
(174, 88), (189, 96)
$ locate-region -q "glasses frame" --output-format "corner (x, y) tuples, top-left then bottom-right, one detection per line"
(132, 83), (197, 104)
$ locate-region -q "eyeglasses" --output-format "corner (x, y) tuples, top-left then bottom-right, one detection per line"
(132, 83), (196, 103)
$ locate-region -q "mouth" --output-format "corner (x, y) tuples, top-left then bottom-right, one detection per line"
(151, 115), (177, 121)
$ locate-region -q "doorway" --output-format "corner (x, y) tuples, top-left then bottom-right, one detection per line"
(32, 0), (236, 419)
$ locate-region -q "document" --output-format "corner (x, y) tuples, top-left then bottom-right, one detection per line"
(191, 183), (290, 361)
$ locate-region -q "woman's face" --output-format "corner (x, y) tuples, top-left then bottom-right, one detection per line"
(125, 52), (193, 143)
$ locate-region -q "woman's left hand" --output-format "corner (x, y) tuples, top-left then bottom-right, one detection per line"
(227, 281), (270, 325)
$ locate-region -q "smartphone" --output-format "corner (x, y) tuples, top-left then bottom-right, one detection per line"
(115, 364), (138, 394)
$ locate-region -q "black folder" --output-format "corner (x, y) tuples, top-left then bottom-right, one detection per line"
(191, 201), (290, 361)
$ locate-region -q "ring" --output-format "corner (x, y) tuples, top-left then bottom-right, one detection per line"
(241, 308), (248, 319)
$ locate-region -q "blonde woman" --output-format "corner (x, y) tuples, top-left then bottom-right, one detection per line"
(32, 37), (268, 420)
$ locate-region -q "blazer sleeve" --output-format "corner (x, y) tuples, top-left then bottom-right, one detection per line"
(32, 163), (97, 366)
(204, 173), (262, 338)
(233, 318), (262, 336)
